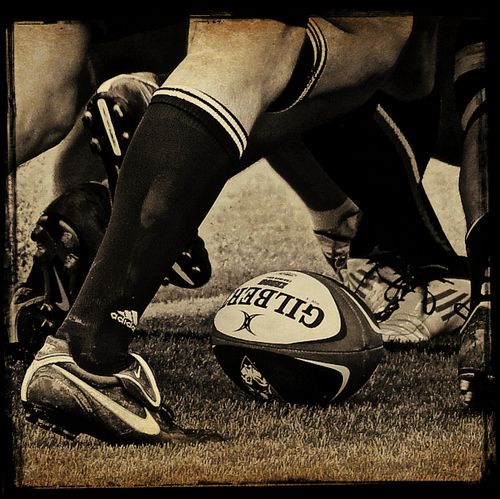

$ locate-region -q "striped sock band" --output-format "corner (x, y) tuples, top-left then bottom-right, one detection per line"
(152, 86), (248, 160)
(267, 18), (327, 113)
(454, 40), (487, 134)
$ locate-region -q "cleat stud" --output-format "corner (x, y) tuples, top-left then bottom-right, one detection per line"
(82, 111), (93, 126)
(60, 232), (78, 250)
(34, 246), (46, 257)
(460, 379), (470, 391)
(122, 131), (130, 141)
(40, 302), (53, 312)
(31, 225), (44, 239)
(40, 319), (55, 330)
(113, 104), (124, 118)
(90, 138), (102, 154)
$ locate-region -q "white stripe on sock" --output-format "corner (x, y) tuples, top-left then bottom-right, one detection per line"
(154, 86), (247, 157)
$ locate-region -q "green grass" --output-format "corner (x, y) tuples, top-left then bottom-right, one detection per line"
(5, 155), (488, 488)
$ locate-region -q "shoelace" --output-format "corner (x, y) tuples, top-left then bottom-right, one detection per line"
(454, 302), (470, 321)
(354, 254), (453, 322)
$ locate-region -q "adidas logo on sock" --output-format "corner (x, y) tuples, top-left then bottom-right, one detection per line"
(110, 309), (138, 331)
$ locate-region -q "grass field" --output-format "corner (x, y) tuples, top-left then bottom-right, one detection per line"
(4, 151), (491, 489)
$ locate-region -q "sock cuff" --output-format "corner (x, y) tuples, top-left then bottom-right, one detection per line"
(152, 86), (248, 161)
(309, 198), (360, 232)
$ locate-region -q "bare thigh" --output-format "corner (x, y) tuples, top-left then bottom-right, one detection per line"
(164, 17), (306, 132)
(307, 16), (414, 99)
(13, 22), (93, 165)
(244, 16), (424, 163)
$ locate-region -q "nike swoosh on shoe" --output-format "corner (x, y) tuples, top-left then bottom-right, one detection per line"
(53, 268), (71, 312)
(53, 365), (161, 436)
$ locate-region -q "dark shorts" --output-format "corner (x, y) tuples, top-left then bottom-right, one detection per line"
(86, 18), (187, 42)
(86, 14), (308, 80)
(220, 9), (309, 27)
(302, 89), (468, 277)
(86, 20), (189, 82)
(87, 11), (309, 43)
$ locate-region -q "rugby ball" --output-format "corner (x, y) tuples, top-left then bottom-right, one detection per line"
(211, 270), (384, 405)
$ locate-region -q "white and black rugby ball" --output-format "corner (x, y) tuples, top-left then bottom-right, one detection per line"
(211, 270), (384, 405)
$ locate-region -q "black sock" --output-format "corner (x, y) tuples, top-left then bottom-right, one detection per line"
(56, 88), (246, 374)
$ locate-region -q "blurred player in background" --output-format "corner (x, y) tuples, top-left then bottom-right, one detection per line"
(9, 20), (211, 355)
(452, 18), (493, 408)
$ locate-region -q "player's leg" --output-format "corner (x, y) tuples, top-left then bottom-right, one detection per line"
(453, 18), (494, 408)
(13, 22), (94, 165)
(11, 22), (197, 355)
(59, 14), (412, 372)
(266, 140), (361, 284)
(51, 20), (190, 194)
(254, 17), (441, 299)
(297, 62), (470, 344)
(269, 101), (470, 344)
(21, 17), (308, 443)
(58, 17), (305, 367)
(245, 16), (415, 162)
(19, 14), (424, 444)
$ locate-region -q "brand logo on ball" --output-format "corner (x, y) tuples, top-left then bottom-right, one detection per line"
(234, 311), (262, 335)
(214, 271), (342, 344)
(226, 286), (325, 328)
(240, 356), (273, 400)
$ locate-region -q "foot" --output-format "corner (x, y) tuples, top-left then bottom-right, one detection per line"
(313, 203), (361, 285)
(9, 213), (83, 357)
(379, 277), (470, 344)
(8, 183), (113, 360)
(348, 257), (470, 343)
(21, 336), (224, 444)
(82, 72), (162, 196)
(82, 72), (211, 289)
(163, 233), (212, 289)
(458, 303), (495, 410)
